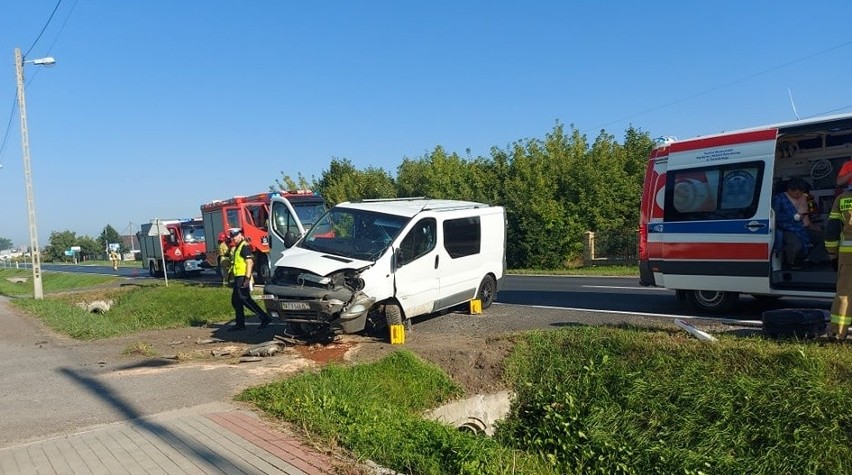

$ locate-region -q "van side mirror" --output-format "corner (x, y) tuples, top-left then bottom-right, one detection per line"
(284, 231), (298, 248)
(394, 248), (405, 269)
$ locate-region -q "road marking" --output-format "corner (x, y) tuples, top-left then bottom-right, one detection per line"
(582, 285), (670, 291)
(494, 302), (762, 326)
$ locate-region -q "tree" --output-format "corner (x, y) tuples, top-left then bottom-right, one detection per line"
(273, 172), (316, 192)
(77, 236), (102, 261)
(0, 236), (12, 251)
(98, 225), (124, 253)
(316, 158), (396, 205)
(42, 230), (77, 262)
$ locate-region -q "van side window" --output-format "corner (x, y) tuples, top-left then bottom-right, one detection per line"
(398, 218), (436, 266)
(664, 161), (764, 221)
(271, 202), (299, 239)
(443, 216), (481, 258)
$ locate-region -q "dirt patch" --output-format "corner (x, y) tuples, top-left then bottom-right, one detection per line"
(90, 318), (515, 396)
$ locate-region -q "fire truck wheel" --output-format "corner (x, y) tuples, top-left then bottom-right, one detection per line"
(476, 275), (497, 310)
(148, 261), (156, 277)
(687, 290), (739, 314)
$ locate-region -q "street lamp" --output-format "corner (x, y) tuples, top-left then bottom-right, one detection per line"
(14, 47), (55, 300)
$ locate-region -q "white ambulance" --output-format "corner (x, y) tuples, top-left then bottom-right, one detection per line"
(263, 198), (506, 335)
(639, 113), (852, 312)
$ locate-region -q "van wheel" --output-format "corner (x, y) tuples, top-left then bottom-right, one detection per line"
(385, 303), (403, 326)
(148, 261), (156, 277)
(476, 275), (497, 310)
(687, 290), (739, 314)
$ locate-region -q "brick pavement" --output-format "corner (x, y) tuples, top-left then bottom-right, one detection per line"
(0, 403), (344, 475)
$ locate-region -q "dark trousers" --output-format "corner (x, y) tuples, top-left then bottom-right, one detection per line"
(231, 276), (268, 326)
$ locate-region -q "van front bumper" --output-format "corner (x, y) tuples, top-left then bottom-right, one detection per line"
(262, 284), (375, 334)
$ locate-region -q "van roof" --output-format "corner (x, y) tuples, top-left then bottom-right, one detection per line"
(335, 198), (495, 217)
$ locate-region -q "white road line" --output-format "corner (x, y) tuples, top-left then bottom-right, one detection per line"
(582, 285), (671, 291)
(494, 302), (762, 326)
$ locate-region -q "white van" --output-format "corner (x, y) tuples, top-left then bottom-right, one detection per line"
(263, 198), (506, 335)
(639, 112), (852, 313)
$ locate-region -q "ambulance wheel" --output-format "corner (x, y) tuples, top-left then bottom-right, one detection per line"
(687, 290), (739, 314)
(476, 275), (497, 310)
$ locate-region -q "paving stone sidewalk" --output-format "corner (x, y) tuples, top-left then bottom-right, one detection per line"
(0, 403), (344, 474)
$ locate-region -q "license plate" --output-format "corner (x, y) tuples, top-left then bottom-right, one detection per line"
(259, 294), (275, 300)
(279, 301), (310, 310)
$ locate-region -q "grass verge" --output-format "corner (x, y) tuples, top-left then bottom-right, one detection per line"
(238, 350), (556, 475)
(10, 281), (233, 339)
(241, 327), (851, 474)
(499, 326), (852, 474)
(0, 268), (119, 297)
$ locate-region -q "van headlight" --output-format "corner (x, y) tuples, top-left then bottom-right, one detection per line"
(340, 294), (376, 319)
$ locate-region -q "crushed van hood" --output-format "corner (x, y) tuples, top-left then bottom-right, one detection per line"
(272, 246), (374, 275)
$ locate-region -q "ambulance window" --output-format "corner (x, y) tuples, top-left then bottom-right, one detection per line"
(664, 161), (764, 221)
(444, 217), (481, 258)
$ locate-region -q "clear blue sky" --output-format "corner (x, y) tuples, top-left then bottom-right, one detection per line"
(2, 1), (852, 248)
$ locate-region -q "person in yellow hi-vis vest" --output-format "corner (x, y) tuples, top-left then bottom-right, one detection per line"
(824, 188), (852, 340)
(226, 228), (271, 332)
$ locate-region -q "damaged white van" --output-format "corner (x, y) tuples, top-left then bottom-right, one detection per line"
(262, 198), (506, 336)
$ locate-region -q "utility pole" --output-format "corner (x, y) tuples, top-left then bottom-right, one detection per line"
(15, 47), (43, 299)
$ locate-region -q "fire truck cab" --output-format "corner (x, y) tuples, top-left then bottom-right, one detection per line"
(200, 190), (326, 283)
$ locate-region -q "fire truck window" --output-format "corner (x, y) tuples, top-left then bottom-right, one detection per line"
(226, 209), (240, 229)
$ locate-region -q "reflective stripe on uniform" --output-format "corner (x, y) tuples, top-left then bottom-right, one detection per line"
(829, 211), (843, 219)
(831, 314), (852, 325)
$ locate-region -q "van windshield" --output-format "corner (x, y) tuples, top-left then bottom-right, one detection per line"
(298, 208), (408, 261)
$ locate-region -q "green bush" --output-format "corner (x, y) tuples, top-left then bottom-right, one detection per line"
(498, 326), (852, 475)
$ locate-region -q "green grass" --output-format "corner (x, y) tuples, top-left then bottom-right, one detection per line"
(10, 281), (234, 339)
(509, 265), (638, 276)
(238, 350), (557, 475)
(499, 326), (852, 474)
(0, 268), (119, 297)
(240, 327), (852, 474)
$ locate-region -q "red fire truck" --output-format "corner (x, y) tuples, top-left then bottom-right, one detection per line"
(137, 219), (207, 277)
(200, 190), (326, 283)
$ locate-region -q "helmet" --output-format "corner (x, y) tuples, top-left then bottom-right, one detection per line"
(218, 231), (227, 242)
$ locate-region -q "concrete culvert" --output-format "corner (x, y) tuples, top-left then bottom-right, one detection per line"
(76, 300), (113, 314)
(426, 390), (512, 437)
(457, 417), (487, 435)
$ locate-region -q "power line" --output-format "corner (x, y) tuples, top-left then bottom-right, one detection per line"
(23, 0), (63, 58)
(594, 39), (852, 131)
(1, 0), (76, 167)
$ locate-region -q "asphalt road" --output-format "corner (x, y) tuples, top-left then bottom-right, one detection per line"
(18, 263), (833, 320)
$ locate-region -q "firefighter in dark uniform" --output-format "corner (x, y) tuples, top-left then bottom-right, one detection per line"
(824, 189), (852, 340)
(227, 228), (271, 332)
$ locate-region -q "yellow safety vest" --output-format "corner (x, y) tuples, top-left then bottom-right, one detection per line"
(232, 241), (248, 277)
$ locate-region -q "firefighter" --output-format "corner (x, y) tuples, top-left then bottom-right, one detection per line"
(217, 232), (232, 287)
(227, 228), (270, 332)
(108, 249), (120, 271)
(824, 187), (852, 340)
